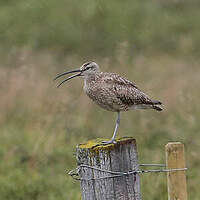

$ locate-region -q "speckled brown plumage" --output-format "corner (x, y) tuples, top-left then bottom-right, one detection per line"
(84, 72), (162, 112)
(55, 61), (163, 144)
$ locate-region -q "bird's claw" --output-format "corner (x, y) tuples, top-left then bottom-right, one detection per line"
(101, 140), (117, 145)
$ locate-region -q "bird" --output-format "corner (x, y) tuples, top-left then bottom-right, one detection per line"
(54, 61), (163, 144)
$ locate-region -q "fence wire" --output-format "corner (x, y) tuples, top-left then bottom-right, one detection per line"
(68, 163), (187, 181)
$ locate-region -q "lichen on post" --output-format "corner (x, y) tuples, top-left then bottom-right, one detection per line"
(76, 137), (142, 200)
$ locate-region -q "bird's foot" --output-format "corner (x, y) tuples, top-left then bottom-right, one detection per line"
(101, 140), (117, 145)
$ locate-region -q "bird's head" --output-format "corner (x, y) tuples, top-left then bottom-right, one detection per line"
(54, 61), (100, 87)
(80, 61), (100, 75)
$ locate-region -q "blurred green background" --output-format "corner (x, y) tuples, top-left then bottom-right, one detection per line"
(0, 0), (200, 199)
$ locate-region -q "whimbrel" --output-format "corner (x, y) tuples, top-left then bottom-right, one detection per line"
(54, 61), (162, 144)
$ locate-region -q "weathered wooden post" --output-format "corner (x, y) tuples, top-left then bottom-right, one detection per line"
(165, 142), (188, 200)
(76, 137), (142, 200)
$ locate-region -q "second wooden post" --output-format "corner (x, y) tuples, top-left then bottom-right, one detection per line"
(165, 142), (188, 200)
(76, 137), (142, 200)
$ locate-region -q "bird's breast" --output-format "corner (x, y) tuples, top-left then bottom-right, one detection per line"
(83, 79), (100, 101)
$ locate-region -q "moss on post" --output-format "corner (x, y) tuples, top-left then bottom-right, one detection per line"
(76, 137), (142, 200)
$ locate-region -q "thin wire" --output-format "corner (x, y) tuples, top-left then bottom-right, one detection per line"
(139, 164), (166, 167)
(68, 164), (187, 181)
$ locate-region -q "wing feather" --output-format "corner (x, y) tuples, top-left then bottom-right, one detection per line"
(103, 73), (154, 106)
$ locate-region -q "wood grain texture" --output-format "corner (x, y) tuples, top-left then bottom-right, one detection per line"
(165, 142), (188, 200)
(76, 137), (142, 200)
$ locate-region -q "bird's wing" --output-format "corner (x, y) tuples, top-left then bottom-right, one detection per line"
(103, 73), (138, 88)
(103, 73), (154, 105)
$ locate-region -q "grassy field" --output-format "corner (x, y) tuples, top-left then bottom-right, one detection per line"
(0, 50), (199, 199)
(1, 0), (200, 57)
(0, 0), (200, 199)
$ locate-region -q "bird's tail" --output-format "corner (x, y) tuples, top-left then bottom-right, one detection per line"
(152, 100), (163, 111)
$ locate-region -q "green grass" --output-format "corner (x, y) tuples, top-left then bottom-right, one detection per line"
(0, 51), (200, 199)
(0, 0), (200, 57)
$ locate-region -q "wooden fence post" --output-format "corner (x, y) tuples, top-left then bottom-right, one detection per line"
(165, 142), (188, 200)
(76, 137), (142, 200)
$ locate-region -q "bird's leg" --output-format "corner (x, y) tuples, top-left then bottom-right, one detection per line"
(111, 112), (120, 142)
(101, 112), (120, 145)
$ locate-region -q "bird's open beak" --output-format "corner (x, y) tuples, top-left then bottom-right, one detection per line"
(54, 69), (82, 87)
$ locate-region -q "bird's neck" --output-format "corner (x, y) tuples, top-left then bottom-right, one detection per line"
(83, 72), (101, 91)
(84, 72), (99, 82)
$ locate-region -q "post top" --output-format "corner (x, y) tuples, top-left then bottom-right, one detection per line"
(78, 137), (136, 151)
(165, 142), (183, 148)
(166, 142), (182, 146)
